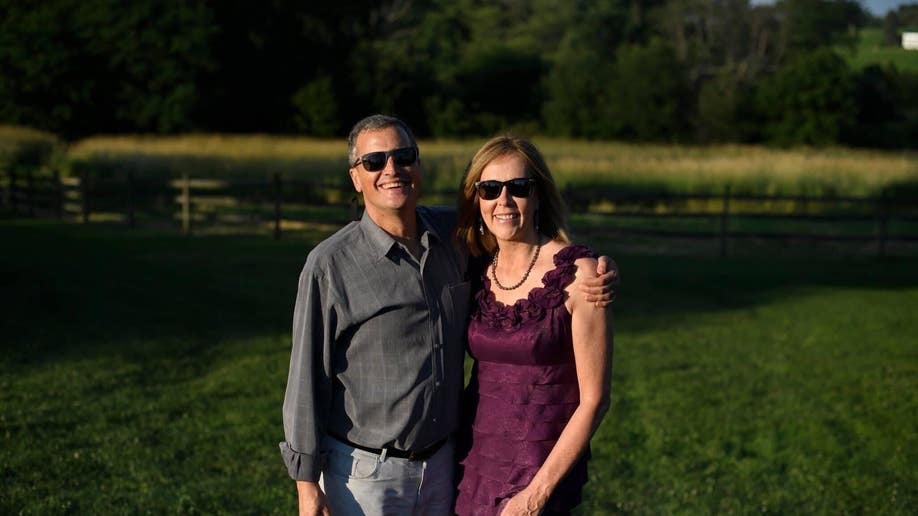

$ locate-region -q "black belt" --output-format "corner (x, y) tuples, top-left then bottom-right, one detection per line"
(329, 433), (447, 461)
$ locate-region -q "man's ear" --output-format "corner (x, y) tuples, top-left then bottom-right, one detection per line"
(349, 167), (362, 193)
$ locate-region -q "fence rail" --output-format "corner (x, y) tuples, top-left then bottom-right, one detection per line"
(3, 170), (917, 256)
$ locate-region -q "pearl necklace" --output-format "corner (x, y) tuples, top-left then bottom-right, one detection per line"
(491, 241), (541, 291)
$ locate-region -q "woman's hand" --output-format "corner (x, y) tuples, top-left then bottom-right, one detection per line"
(500, 488), (548, 516)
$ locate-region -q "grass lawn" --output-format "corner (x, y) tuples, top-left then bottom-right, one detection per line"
(1, 219), (916, 514)
(841, 28), (918, 73)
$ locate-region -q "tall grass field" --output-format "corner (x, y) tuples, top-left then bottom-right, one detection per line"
(67, 135), (918, 196)
(1, 219), (915, 514)
(3, 126), (917, 197)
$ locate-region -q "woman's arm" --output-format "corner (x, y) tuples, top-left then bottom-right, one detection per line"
(501, 256), (614, 515)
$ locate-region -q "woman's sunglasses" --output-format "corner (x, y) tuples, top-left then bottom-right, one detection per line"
(474, 178), (536, 200)
(352, 147), (418, 172)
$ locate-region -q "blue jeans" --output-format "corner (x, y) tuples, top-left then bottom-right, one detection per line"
(319, 435), (455, 515)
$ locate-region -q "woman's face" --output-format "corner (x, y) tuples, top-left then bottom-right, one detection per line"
(477, 153), (538, 244)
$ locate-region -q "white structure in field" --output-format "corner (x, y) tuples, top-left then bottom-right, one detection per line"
(903, 32), (918, 50)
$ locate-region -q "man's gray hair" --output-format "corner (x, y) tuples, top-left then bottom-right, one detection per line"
(347, 114), (418, 166)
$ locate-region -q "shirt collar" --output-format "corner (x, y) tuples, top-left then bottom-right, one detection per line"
(358, 209), (442, 260)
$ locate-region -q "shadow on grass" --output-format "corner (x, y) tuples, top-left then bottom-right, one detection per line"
(3, 217), (918, 363)
(1, 219), (313, 368)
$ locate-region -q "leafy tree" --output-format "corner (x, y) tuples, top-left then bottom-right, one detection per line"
(291, 76), (339, 137)
(0, 0), (216, 138)
(0, 0), (910, 149)
(695, 70), (759, 142)
(602, 40), (691, 141)
(883, 11), (902, 46)
(201, 0), (377, 133)
(893, 3), (918, 26)
(778, 0), (867, 53)
(844, 65), (918, 148)
(757, 49), (856, 145)
(643, 0), (782, 144)
(542, 41), (614, 138)
(883, 4), (918, 46)
(347, 0), (461, 136)
(455, 45), (546, 135)
(542, 0), (631, 137)
(351, 0), (560, 137)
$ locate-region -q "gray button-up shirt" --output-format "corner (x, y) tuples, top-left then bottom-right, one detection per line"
(280, 206), (469, 481)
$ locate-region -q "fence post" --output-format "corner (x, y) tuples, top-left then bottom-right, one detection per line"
(53, 169), (63, 219)
(182, 173), (191, 236)
(720, 185), (731, 257)
(9, 170), (17, 214)
(876, 191), (888, 258)
(80, 170), (91, 223)
(25, 169), (35, 217)
(127, 171), (136, 229)
(273, 173), (282, 240)
(564, 183), (580, 213)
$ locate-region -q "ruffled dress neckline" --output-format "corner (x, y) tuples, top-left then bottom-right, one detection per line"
(474, 244), (590, 333)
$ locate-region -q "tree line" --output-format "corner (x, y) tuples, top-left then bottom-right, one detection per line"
(1, 0), (917, 148)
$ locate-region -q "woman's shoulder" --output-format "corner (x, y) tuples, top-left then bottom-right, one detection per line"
(550, 242), (596, 268)
(570, 246), (599, 283)
(540, 241), (596, 289)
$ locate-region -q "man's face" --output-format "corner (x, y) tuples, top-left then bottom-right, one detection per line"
(349, 126), (421, 217)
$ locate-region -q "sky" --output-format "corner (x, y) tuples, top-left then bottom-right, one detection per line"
(862, 0), (914, 15)
(751, 0), (914, 16)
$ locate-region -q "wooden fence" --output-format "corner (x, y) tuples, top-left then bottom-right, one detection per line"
(3, 169), (917, 256)
(563, 185), (918, 256)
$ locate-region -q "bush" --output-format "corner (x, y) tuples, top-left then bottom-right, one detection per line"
(0, 126), (62, 175)
(843, 65), (917, 148)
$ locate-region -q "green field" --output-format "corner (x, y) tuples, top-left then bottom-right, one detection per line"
(1, 218), (915, 514)
(841, 28), (918, 72)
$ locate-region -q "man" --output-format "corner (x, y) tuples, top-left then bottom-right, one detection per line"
(280, 114), (615, 515)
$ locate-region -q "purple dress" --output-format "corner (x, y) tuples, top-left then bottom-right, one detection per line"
(455, 245), (595, 516)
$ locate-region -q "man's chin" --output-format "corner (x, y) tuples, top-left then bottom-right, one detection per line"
(366, 198), (418, 215)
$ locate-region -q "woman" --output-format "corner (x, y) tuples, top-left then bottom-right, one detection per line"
(454, 136), (614, 515)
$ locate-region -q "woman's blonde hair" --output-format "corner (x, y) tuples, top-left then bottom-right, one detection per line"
(456, 135), (569, 257)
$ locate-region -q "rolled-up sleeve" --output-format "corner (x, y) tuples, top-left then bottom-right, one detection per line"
(279, 259), (334, 481)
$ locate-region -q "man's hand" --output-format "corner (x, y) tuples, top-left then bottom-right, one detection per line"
(580, 255), (619, 307)
(296, 481), (331, 516)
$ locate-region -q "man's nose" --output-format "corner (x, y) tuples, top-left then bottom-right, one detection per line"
(381, 155), (399, 173)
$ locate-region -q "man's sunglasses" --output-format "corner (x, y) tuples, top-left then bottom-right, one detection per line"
(352, 147), (418, 172)
(474, 178), (536, 200)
